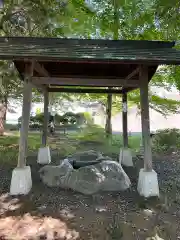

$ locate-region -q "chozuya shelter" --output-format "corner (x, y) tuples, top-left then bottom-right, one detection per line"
(2, 37), (180, 197)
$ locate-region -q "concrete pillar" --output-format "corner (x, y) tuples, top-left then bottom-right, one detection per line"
(137, 65), (159, 198)
(10, 62), (33, 195)
(37, 88), (51, 165)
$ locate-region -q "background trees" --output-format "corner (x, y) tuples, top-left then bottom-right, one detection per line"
(0, 0), (180, 134)
(76, 0), (180, 134)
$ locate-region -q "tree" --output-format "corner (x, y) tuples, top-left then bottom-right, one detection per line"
(0, 61), (23, 117)
(105, 0), (120, 136)
(0, 0), (94, 134)
(0, 102), (6, 135)
(54, 0), (180, 118)
(75, 0), (180, 119)
(0, 0), (55, 133)
(0, 0), (94, 36)
(1, 0), (180, 135)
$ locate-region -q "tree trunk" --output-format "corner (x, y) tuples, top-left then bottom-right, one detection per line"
(0, 118), (4, 135)
(105, 0), (119, 137)
(3, 95), (8, 121)
(0, 103), (6, 136)
(105, 93), (112, 137)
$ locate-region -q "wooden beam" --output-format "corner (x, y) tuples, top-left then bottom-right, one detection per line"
(139, 65), (152, 171)
(48, 87), (123, 94)
(31, 82), (46, 91)
(32, 77), (139, 87)
(42, 88), (49, 146)
(18, 62), (33, 168)
(125, 67), (140, 80)
(34, 62), (49, 77)
(122, 92), (128, 147)
(106, 93), (112, 137)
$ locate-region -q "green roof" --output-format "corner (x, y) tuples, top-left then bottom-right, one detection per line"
(0, 37), (179, 64)
(0, 37), (179, 92)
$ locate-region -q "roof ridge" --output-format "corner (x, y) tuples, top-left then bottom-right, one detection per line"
(0, 36), (175, 49)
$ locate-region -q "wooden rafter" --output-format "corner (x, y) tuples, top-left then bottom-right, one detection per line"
(125, 67), (140, 80)
(34, 62), (49, 77)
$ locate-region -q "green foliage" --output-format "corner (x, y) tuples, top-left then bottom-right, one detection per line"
(0, 0), (57, 106)
(59, 112), (93, 126)
(129, 89), (180, 116)
(152, 128), (180, 153)
(0, 61), (22, 103)
(1, 0), (180, 120)
(77, 125), (106, 143)
(33, 113), (44, 124)
(112, 134), (140, 152)
(0, 0), (93, 37)
(62, 112), (77, 125)
(35, 107), (41, 115)
(75, 0), (180, 115)
(18, 113), (42, 129)
(76, 112), (93, 125)
(0, 0), (95, 111)
(18, 111), (93, 129)
(83, 112), (93, 124)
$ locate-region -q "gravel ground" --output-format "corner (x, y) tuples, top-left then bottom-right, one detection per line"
(0, 150), (180, 239)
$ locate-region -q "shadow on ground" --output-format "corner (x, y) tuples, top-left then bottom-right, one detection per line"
(0, 151), (179, 239)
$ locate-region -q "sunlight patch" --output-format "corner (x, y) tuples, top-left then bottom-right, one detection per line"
(0, 214), (79, 240)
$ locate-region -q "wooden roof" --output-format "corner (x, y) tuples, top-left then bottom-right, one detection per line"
(0, 37), (179, 92)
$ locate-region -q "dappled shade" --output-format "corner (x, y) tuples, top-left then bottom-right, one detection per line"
(0, 193), (79, 240)
(0, 215), (79, 240)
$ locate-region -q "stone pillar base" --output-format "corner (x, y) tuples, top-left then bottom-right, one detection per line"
(119, 148), (133, 167)
(37, 146), (51, 164)
(10, 166), (32, 195)
(137, 168), (159, 198)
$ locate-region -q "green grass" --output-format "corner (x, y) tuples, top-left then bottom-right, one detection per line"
(0, 132), (41, 164)
(0, 132), (41, 150)
(0, 126), (141, 163)
(69, 125), (141, 157)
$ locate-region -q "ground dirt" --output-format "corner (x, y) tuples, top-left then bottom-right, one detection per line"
(0, 137), (180, 239)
